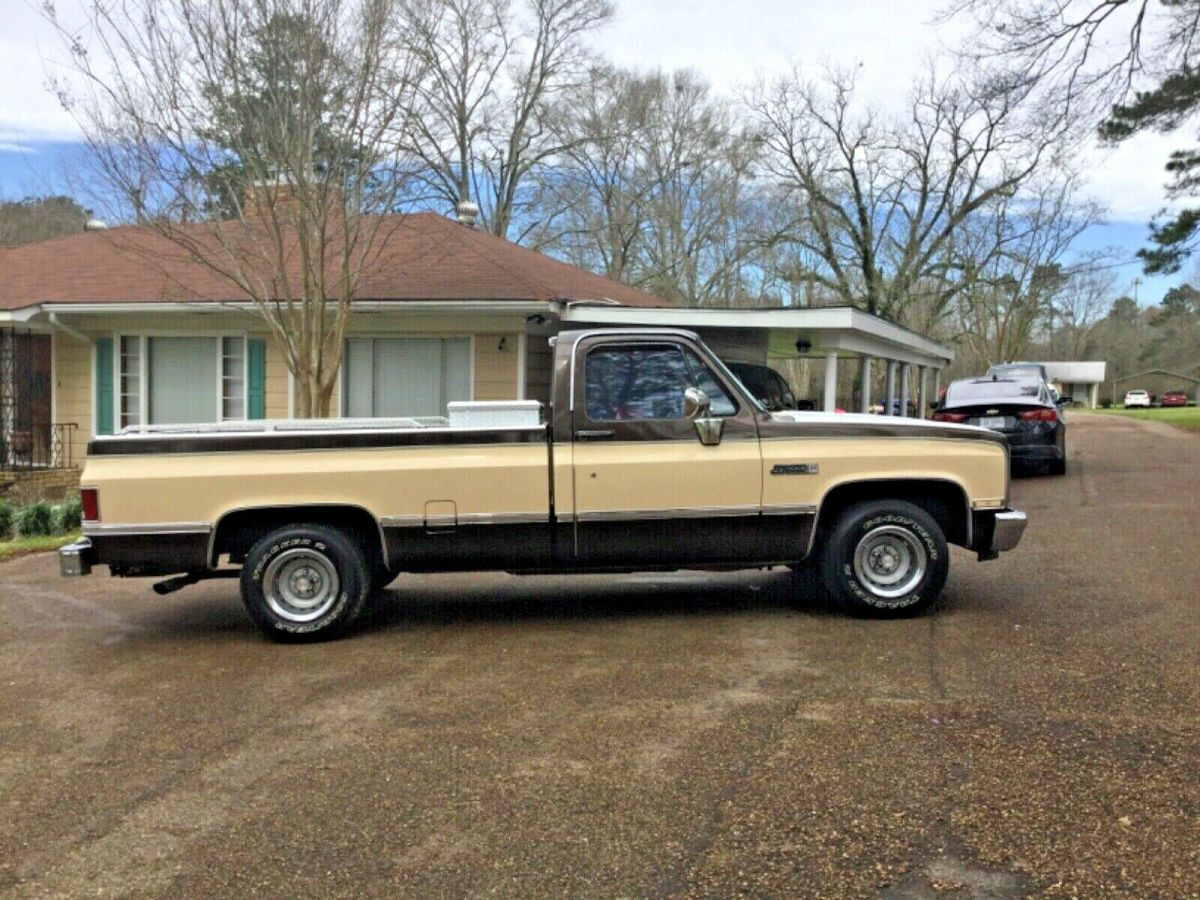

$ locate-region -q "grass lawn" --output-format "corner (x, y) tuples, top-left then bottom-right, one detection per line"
(0, 533), (80, 563)
(1087, 405), (1200, 433)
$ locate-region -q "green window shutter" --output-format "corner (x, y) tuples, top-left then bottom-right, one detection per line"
(95, 338), (114, 435)
(247, 339), (267, 420)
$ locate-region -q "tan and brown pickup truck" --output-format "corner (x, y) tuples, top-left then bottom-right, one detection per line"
(60, 328), (1026, 640)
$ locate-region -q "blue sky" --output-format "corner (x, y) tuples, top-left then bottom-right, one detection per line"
(2, 0), (1191, 307)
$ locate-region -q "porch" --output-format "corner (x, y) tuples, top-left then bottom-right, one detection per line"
(1, 329), (79, 497)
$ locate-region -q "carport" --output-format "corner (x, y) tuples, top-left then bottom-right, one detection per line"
(1111, 369), (1200, 406)
(553, 303), (955, 417)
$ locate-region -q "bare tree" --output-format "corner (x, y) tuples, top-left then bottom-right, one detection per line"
(42, 0), (424, 417)
(1049, 267), (1116, 358)
(943, 0), (1170, 123)
(533, 67), (784, 306)
(951, 172), (1101, 368)
(749, 65), (1058, 324)
(528, 66), (657, 281)
(397, 0), (612, 239)
(946, 0), (1200, 271)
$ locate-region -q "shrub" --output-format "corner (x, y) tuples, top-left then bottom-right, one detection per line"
(15, 501), (54, 537)
(53, 499), (83, 534)
(1099, 398), (1113, 409)
(0, 500), (13, 540)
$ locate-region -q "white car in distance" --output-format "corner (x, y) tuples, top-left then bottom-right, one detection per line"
(1124, 389), (1151, 409)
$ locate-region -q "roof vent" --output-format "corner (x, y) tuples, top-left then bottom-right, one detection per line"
(454, 199), (479, 228)
(84, 218), (108, 231)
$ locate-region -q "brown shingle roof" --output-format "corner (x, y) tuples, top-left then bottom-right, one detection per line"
(0, 212), (667, 310)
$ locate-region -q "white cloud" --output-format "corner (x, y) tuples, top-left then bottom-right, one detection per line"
(0, 4), (84, 144)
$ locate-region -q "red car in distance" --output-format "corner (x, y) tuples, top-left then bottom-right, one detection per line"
(1161, 390), (1190, 407)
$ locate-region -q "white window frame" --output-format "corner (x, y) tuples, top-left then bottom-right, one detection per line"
(112, 332), (250, 428)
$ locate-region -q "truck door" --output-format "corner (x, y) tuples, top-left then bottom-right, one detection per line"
(568, 334), (764, 566)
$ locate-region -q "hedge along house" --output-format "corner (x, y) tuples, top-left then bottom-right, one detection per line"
(0, 212), (665, 493)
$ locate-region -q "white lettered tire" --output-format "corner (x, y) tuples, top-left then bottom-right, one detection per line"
(818, 500), (948, 616)
(240, 524), (371, 641)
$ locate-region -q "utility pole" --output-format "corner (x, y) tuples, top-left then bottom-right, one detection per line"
(1132, 277), (1143, 304)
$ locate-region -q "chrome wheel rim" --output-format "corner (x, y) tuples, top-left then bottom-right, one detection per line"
(852, 525), (927, 600)
(263, 548), (340, 623)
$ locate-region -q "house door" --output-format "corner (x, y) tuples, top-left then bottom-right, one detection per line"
(0, 332), (51, 465)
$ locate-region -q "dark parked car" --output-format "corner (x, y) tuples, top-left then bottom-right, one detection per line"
(726, 362), (799, 411)
(1161, 389), (1190, 407)
(987, 362), (1050, 384)
(934, 376), (1067, 475)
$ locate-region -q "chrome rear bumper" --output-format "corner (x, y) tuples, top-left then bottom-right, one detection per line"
(59, 537), (95, 577)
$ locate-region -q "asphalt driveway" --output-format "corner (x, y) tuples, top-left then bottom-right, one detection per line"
(1, 413), (1197, 898)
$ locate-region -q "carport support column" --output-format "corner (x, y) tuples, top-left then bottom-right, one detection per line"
(933, 369), (942, 411)
(916, 366), (927, 419)
(823, 351), (839, 413)
(884, 361), (897, 416)
(899, 364), (910, 418)
(859, 356), (872, 413)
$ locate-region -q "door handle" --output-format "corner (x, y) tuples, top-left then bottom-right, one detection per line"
(575, 429), (615, 440)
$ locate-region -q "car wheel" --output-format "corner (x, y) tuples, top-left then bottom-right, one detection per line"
(818, 500), (948, 617)
(240, 523), (371, 641)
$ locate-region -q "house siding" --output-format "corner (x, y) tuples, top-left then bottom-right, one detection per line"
(264, 336), (289, 419)
(53, 334), (93, 464)
(40, 312), (529, 460)
(473, 333), (521, 401)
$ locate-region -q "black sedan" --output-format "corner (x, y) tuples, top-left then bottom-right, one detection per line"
(934, 376), (1067, 475)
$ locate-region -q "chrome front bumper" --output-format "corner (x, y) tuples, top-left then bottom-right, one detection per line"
(972, 507), (1028, 560)
(59, 537), (95, 577)
(990, 509), (1027, 553)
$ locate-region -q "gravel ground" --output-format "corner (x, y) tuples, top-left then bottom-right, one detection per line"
(1, 412), (1197, 898)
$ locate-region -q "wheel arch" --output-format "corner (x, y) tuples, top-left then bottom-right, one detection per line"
(209, 504), (387, 569)
(811, 478), (972, 552)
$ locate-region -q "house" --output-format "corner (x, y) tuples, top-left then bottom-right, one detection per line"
(1041, 361), (1107, 409)
(0, 212), (664, 493)
(1, 210), (957, 499)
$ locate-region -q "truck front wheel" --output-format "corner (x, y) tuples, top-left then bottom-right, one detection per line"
(240, 524), (371, 641)
(817, 500), (948, 616)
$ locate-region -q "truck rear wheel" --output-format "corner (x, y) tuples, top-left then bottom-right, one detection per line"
(240, 524), (371, 641)
(817, 500), (948, 616)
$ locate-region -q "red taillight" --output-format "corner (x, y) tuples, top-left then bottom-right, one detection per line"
(1018, 408), (1058, 423)
(932, 411), (968, 423)
(80, 488), (100, 523)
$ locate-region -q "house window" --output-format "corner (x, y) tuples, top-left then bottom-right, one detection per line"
(119, 336), (142, 428)
(342, 338), (471, 418)
(117, 335), (248, 427)
(221, 337), (245, 420)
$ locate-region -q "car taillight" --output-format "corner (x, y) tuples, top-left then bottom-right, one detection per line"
(80, 487), (100, 523)
(932, 411), (967, 422)
(1018, 408), (1058, 422)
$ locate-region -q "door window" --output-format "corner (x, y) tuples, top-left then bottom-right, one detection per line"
(584, 344), (736, 421)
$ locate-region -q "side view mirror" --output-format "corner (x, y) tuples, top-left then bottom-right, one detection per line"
(683, 386), (710, 419)
(683, 386), (723, 446)
(1058, 396), (1073, 406)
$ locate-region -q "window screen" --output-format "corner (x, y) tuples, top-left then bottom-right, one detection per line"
(147, 337), (219, 425)
(343, 338), (471, 418)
